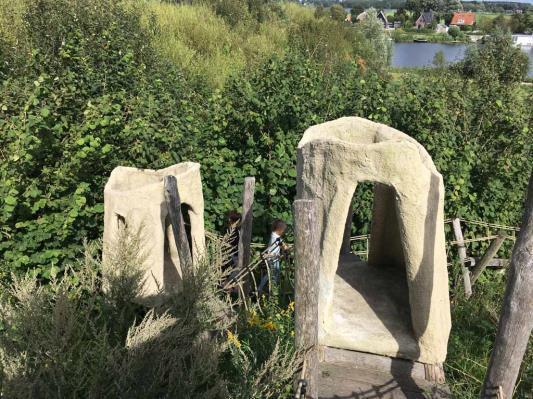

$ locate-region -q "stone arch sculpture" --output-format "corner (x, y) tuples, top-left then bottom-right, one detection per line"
(296, 117), (451, 365)
(103, 162), (205, 297)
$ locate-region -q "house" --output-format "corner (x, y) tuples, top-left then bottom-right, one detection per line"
(377, 10), (389, 28)
(415, 10), (435, 29)
(435, 23), (448, 34)
(356, 10), (389, 28)
(512, 34), (533, 47)
(450, 12), (476, 27)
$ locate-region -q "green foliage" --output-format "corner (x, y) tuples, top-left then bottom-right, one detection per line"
(0, 0), (194, 278)
(0, 1), (532, 396)
(330, 4), (347, 22)
(0, 0), (530, 287)
(405, 0), (445, 15)
(509, 11), (533, 34)
(149, 1), (288, 89)
(388, 68), (531, 229)
(448, 25), (461, 38)
(433, 50), (446, 67)
(353, 8), (393, 70)
(446, 272), (533, 398)
(288, 5), (392, 72)
(460, 31), (530, 84)
(0, 232), (298, 398)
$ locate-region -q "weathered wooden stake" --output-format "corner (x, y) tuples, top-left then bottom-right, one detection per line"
(237, 177), (255, 272)
(293, 199), (320, 399)
(340, 202), (353, 254)
(481, 174), (533, 399)
(471, 232), (507, 285)
(164, 175), (192, 272)
(452, 217), (472, 298)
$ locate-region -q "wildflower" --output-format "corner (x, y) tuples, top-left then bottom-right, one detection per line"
(290, 331), (295, 337)
(262, 321), (276, 331)
(288, 301), (295, 312)
(248, 310), (260, 326)
(227, 330), (241, 349)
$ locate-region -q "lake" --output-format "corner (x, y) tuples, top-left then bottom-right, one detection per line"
(391, 42), (533, 77)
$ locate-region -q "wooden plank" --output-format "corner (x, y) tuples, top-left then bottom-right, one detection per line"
(293, 199), (320, 399)
(452, 218), (472, 298)
(467, 257), (510, 269)
(470, 232), (507, 285)
(237, 177), (255, 272)
(164, 175), (192, 273)
(321, 347), (445, 384)
(321, 347), (426, 382)
(319, 358), (451, 398)
(481, 174), (533, 399)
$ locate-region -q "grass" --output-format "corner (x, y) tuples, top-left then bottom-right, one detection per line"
(147, 1), (288, 89)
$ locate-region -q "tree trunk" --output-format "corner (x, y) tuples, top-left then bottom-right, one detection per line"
(481, 174), (533, 398)
(293, 199), (320, 399)
(164, 175), (193, 273)
(452, 217), (472, 298)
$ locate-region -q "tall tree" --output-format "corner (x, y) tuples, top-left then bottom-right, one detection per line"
(405, 0), (445, 14)
(330, 4), (347, 22)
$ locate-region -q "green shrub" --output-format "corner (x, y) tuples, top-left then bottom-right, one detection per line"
(446, 271), (533, 398)
(0, 0), (197, 279)
(448, 25), (461, 38)
(0, 230), (299, 398)
(460, 31), (530, 84)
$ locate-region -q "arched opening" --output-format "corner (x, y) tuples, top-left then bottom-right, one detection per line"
(327, 181), (418, 359)
(116, 213), (126, 229)
(341, 181), (374, 260)
(181, 203), (193, 255)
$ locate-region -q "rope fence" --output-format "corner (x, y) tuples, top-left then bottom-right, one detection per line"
(210, 217), (520, 257)
(443, 218), (520, 232)
(209, 217), (520, 297)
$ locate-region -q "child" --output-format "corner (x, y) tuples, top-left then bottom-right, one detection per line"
(258, 219), (287, 295)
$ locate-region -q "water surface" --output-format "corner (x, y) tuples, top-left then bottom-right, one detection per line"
(391, 42), (533, 77)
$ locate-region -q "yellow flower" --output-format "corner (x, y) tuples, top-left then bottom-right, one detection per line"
(288, 301), (295, 312)
(290, 331), (295, 337)
(227, 331), (241, 349)
(262, 321), (276, 331)
(248, 310), (260, 326)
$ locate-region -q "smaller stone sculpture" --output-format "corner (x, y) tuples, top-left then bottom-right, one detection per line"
(103, 162), (205, 297)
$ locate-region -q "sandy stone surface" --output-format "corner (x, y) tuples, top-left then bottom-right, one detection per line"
(297, 117), (451, 364)
(103, 162), (205, 297)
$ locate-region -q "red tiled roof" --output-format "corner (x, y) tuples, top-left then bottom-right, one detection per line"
(450, 12), (476, 26)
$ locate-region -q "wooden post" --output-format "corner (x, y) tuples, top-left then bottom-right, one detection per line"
(237, 177), (255, 272)
(452, 217), (472, 298)
(164, 176), (193, 272)
(340, 203), (353, 254)
(481, 174), (533, 399)
(293, 199), (320, 399)
(471, 232), (507, 285)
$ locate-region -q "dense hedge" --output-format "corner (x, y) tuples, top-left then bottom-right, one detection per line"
(0, 0), (531, 281)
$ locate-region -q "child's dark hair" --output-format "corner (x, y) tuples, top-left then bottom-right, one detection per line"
(271, 219), (287, 232)
(227, 210), (241, 224)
